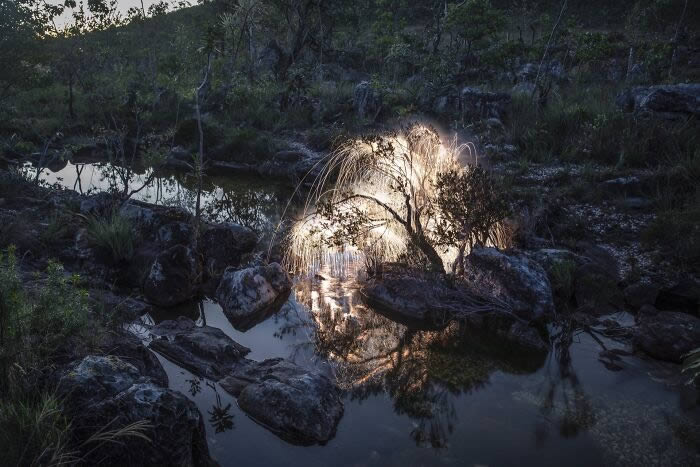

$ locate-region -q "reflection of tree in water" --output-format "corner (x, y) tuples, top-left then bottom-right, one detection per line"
(524, 319), (599, 448)
(295, 277), (545, 449)
(203, 189), (277, 235)
(206, 381), (234, 434)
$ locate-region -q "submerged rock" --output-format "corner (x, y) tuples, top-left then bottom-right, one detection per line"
(462, 247), (555, 320)
(58, 355), (211, 466)
(149, 317), (250, 380)
(219, 358), (344, 445)
(633, 311), (700, 362)
(143, 245), (197, 307)
(215, 263), (292, 331)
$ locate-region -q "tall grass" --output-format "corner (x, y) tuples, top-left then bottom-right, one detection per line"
(87, 212), (137, 263)
(0, 248), (90, 466)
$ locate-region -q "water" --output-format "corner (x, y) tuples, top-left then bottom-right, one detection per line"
(32, 160), (295, 235)
(145, 279), (700, 467)
(41, 160), (700, 466)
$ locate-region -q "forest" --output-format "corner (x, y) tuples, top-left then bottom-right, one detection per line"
(0, 0), (699, 465)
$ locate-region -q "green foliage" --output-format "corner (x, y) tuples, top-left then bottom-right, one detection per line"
(434, 165), (511, 254)
(87, 212), (138, 263)
(0, 248), (90, 386)
(445, 0), (506, 53)
(643, 203), (700, 268)
(550, 260), (577, 304)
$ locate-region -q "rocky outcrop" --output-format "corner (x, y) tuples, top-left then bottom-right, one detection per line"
(616, 84), (700, 119)
(462, 247), (555, 320)
(215, 263), (292, 331)
(432, 87), (511, 121)
(633, 311), (700, 362)
(149, 317), (250, 380)
(143, 245), (197, 307)
(353, 81), (382, 119)
(219, 358), (344, 445)
(57, 355), (211, 466)
(459, 87), (512, 121)
(200, 223), (257, 275)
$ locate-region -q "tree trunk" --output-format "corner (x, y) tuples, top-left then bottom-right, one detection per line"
(68, 71), (75, 120)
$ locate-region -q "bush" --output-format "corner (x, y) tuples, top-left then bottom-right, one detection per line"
(87, 212), (138, 263)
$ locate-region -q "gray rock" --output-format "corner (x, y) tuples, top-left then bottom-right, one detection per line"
(463, 247), (555, 320)
(143, 245), (197, 307)
(58, 356), (211, 466)
(219, 358), (344, 445)
(200, 223), (257, 275)
(156, 221), (192, 248)
(149, 317), (250, 380)
(616, 84), (700, 119)
(599, 176), (644, 197)
(96, 328), (168, 386)
(353, 81), (382, 119)
(511, 81), (536, 97)
(459, 87), (512, 121)
(362, 269), (471, 324)
(634, 311), (700, 362)
(215, 263), (292, 331)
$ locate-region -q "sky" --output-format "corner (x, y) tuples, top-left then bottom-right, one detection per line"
(55, 0), (176, 26)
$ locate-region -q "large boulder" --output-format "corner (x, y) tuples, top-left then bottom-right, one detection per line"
(57, 356), (211, 466)
(353, 81), (382, 119)
(143, 245), (197, 307)
(616, 84), (700, 119)
(633, 311), (700, 362)
(462, 247), (555, 320)
(219, 358), (344, 445)
(200, 223), (257, 275)
(215, 263), (292, 331)
(149, 317), (250, 380)
(96, 328), (168, 386)
(362, 268), (474, 325)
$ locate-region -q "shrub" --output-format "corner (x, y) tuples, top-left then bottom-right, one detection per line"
(550, 260), (577, 305)
(87, 212), (138, 263)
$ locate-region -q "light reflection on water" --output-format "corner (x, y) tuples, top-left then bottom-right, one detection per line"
(37, 160), (699, 466)
(148, 269), (700, 467)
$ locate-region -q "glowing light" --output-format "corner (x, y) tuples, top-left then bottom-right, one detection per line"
(285, 124), (476, 273)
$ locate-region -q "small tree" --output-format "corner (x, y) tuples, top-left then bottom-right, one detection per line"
(445, 0), (506, 54)
(434, 166), (510, 274)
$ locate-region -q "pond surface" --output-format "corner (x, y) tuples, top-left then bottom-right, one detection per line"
(42, 159), (700, 466)
(33, 160), (297, 235)
(145, 275), (700, 467)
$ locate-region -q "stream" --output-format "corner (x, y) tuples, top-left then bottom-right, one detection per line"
(38, 160), (700, 466)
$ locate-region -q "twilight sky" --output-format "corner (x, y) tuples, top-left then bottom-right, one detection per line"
(56, 0), (178, 26)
